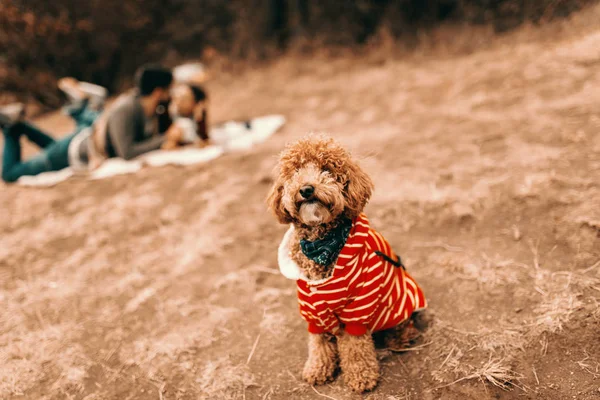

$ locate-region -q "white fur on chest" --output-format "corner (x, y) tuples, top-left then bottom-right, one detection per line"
(277, 225), (329, 285)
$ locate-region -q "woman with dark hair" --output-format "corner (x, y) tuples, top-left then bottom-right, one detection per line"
(161, 83), (211, 150)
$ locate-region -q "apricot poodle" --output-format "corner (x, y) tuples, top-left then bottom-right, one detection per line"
(267, 135), (428, 393)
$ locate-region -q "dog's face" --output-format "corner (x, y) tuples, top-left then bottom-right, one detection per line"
(267, 136), (374, 226)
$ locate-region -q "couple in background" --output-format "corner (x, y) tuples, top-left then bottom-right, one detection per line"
(0, 65), (210, 183)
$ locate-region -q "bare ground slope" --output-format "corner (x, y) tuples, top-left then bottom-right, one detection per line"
(1, 10), (600, 400)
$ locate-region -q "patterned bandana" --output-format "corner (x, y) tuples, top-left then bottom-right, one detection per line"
(300, 218), (353, 266)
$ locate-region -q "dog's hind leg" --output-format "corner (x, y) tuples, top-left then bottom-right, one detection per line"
(302, 333), (338, 385)
(412, 309), (432, 331)
(338, 332), (379, 392)
(382, 310), (432, 351)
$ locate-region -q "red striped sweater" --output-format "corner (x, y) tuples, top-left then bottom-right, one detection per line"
(282, 214), (427, 336)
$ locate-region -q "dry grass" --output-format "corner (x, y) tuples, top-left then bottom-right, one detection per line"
(2, 9), (600, 399)
(195, 358), (256, 397)
(432, 357), (524, 392)
(0, 324), (87, 397)
(426, 237), (598, 392)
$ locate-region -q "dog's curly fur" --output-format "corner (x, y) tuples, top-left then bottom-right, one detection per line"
(267, 135), (373, 279)
(267, 135), (424, 392)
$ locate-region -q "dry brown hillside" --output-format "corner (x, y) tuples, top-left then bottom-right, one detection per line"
(1, 7), (600, 400)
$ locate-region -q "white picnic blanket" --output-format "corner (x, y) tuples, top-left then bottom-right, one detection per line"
(16, 114), (285, 187)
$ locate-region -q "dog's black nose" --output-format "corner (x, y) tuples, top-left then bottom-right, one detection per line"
(300, 185), (315, 199)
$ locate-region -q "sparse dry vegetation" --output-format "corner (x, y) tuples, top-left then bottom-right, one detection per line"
(1, 4), (600, 399)
(2, 0), (599, 107)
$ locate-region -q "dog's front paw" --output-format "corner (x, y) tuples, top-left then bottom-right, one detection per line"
(302, 356), (336, 385)
(343, 359), (379, 393)
(338, 333), (379, 393)
(302, 333), (338, 385)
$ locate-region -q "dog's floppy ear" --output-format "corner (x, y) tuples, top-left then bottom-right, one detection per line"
(267, 176), (293, 224)
(344, 160), (374, 219)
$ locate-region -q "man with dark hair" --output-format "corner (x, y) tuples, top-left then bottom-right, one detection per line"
(95, 64), (173, 161)
(136, 65), (174, 97)
(77, 64), (175, 169)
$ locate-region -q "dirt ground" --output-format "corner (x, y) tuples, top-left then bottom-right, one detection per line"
(2, 7), (600, 400)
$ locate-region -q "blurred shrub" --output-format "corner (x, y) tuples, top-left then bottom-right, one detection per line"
(0, 0), (594, 106)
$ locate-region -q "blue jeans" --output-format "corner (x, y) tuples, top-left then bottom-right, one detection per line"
(65, 99), (101, 130)
(1, 105), (101, 183)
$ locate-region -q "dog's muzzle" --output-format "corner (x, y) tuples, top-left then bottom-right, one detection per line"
(299, 185), (315, 199)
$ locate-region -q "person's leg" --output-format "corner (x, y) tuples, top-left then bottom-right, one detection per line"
(45, 134), (75, 172)
(17, 122), (56, 148)
(74, 105), (100, 131)
(2, 125), (24, 181)
(59, 78), (107, 110)
(64, 98), (88, 120)
(0, 103), (25, 128)
(2, 125), (51, 183)
(2, 124), (74, 183)
(65, 98), (101, 131)
(60, 79), (105, 131)
(76, 107), (101, 130)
